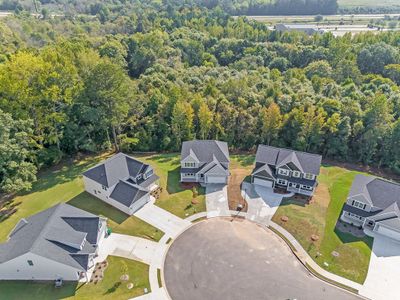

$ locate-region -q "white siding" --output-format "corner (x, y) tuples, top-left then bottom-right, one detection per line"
(0, 253), (82, 281)
(83, 176), (149, 215)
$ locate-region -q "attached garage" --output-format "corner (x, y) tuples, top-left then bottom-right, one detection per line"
(253, 177), (274, 188)
(375, 224), (400, 241)
(206, 175), (227, 184)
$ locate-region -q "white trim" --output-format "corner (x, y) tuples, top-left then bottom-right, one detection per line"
(292, 171), (301, 178)
(278, 168), (290, 176)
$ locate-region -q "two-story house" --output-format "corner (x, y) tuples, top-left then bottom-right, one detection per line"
(180, 140), (230, 184)
(251, 145), (322, 197)
(341, 174), (400, 241)
(83, 153), (159, 215)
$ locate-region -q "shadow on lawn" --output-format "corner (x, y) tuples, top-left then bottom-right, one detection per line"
(166, 167), (183, 194)
(147, 153), (180, 164)
(0, 281), (78, 300)
(68, 192), (129, 225)
(334, 226), (373, 250)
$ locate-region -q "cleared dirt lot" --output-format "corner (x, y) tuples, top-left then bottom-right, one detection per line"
(164, 218), (361, 300)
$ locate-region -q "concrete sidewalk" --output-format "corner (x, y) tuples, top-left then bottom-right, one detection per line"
(206, 184), (230, 218)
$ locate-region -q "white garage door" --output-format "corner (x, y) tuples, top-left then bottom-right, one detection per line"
(207, 176), (226, 184)
(253, 177), (273, 188)
(376, 225), (400, 241)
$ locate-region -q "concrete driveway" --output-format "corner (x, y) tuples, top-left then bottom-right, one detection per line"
(164, 218), (360, 300)
(359, 235), (400, 300)
(205, 184), (230, 218)
(134, 202), (191, 238)
(242, 182), (290, 224)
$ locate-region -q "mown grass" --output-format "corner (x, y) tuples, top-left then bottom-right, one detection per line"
(141, 153), (206, 218)
(0, 256), (150, 300)
(272, 165), (373, 284)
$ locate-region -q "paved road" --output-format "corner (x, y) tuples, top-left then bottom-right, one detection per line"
(164, 218), (361, 300)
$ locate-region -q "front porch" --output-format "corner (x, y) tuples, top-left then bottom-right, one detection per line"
(286, 185), (314, 197)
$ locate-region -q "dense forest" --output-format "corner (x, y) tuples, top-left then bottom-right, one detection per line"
(1, 0), (400, 194)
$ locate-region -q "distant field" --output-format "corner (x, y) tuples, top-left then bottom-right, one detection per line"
(338, 0), (400, 9)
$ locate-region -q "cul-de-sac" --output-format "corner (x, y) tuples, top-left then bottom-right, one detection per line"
(1, 1), (400, 300)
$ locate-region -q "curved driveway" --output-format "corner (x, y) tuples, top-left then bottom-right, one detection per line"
(164, 218), (360, 300)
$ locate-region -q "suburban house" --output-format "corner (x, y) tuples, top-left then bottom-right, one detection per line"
(0, 203), (107, 281)
(251, 145), (322, 197)
(341, 174), (400, 241)
(83, 153), (159, 215)
(180, 140), (230, 184)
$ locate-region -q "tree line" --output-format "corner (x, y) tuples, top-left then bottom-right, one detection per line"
(1, 1), (400, 194)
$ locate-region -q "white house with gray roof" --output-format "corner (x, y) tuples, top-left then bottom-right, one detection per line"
(341, 174), (400, 241)
(251, 145), (322, 197)
(0, 203), (106, 281)
(83, 153), (159, 215)
(180, 140), (230, 184)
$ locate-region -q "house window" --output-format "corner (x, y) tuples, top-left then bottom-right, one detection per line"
(102, 185), (107, 191)
(301, 185), (313, 191)
(136, 174), (142, 181)
(184, 173), (195, 177)
(278, 168), (290, 176)
(145, 169), (153, 178)
(94, 190), (97, 194)
(184, 162), (195, 168)
(352, 201), (366, 210)
(277, 179), (288, 186)
(27, 260), (34, 266)
(289, 182), (300, 188)
(304, 173), (315, 180)
(292, 171), (301, 178)
(347, 212), (364, 221)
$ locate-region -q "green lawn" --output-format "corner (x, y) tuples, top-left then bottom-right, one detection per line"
(0, 256), (150, 300)
(141, 153), (206, 219)
(272, 165), (373, 284)
(338, 0), (400, 8)
(0, 153), (163, 242)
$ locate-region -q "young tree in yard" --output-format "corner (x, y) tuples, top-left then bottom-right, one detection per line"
(198, 101), (213, 140)
(261, 102), (282, 145)
(171, 101), (194, 150)
(0, 110), (37, 194)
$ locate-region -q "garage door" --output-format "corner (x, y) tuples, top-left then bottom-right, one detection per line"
(207, 176), (226, 184)
(376, 225), (400, 241)
(253, 177), (273, 188)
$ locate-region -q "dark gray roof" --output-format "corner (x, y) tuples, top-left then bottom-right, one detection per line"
(110, 181), (148, 208)
(181, 140), (229, 164)
(83, 153), (151, 188)
(0, 203), (105, 271)
(342, 204), (377, 218)
(255, 145), (322, 175)
(252, 164), (275, 179)
(347, 174), (400, 209)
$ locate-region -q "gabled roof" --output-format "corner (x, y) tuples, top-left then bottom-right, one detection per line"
(0, 203), (105, 271)
(252, 164), (275, 179)
(181, 140), (229, 164)
(110, 180), (149, 208)
(255, 145), (322, 175)
(348, 174), (400, 209)
(83, 153), (151, 188)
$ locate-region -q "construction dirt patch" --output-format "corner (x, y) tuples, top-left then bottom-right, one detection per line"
(228, 167), (251, 212)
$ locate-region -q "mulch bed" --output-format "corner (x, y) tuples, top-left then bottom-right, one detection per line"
(90, 260), (108, 284)
(179, 182), (201, 189)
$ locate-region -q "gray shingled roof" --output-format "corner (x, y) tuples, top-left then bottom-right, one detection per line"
(110, 181), (149, 208)
(0, 203), (105, 271)
(83, 153), (151, 188)
(181, 140), (229, 164)
(346, 174), (400, 230)
(348, 174), (400, 209)
(255, 145), (322, 175)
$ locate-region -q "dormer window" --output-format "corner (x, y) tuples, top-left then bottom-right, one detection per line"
(304, 173), (315, 180)
(292, 171), (301, 178)
(145, 169), (153, 179)
(352, 200), (366, 210)
(136, 174), (142, 181)
(184, 162), (196, 168)
(278, 168), (290, 176)
(101, 185), (107, 191)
